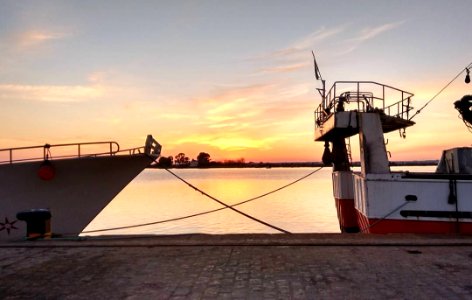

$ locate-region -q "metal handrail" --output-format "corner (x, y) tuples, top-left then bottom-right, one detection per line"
(315, 81), (414, 129)
(0, 141), (121, 165)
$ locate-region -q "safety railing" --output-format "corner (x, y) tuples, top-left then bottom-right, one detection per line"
(0, 141), (125, 165)
(314, 81), (414, 129)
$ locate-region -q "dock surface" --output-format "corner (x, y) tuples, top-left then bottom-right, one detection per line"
(1, 234), (472, 299)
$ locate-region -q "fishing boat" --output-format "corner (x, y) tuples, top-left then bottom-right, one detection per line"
(0, 135), (161, 241)
(314, 79), (472, 234)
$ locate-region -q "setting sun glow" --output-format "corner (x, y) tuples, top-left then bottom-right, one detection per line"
(1, 1), (471, 162)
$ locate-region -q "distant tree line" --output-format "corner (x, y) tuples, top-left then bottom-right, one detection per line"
(152, 152), (439, 169)
(155, 152), (213, 168)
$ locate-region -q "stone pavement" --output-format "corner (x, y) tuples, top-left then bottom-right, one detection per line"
(1, 234), (472, 299)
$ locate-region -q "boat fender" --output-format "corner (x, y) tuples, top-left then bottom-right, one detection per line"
(322, 141), (333, 165)
(38, 160), (55, 181)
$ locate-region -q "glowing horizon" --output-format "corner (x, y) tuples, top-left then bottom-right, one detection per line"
(1, 1), (471, 163)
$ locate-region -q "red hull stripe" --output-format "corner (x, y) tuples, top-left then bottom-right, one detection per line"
(357, 210), (472, 234)
(335, 198), (359, 232)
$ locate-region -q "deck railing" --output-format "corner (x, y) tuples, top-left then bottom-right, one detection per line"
(0, 141), (130, 164)
(314, 81), (414, 129)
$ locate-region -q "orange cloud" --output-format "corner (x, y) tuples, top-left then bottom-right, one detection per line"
(175, 134), (281, 152)
(154, 79), (319, 162)
(14, 30), (70, 49)
(0, 84), (104, 103)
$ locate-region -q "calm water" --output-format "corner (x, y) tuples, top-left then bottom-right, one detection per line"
(83, 166), (434, 236)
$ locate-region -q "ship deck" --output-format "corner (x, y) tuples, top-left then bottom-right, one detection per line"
(315, 112), (415, 141)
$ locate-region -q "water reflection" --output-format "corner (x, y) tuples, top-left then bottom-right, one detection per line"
(83, 166), (434, 235)
(84, 167), (339, 235)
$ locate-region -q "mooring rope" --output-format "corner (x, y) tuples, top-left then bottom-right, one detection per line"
(164, 168), (292, 234)
(359, 201), (410, 233)
(81, 166), (324, 234)
(409, 61), (472, 121)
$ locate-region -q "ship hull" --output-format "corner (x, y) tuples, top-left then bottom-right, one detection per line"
(0, 155), (153, 241)
(332, 171), (360, 232)
(356, 210), (472, 234)
(331, 170), (472, 234)
(352, 172), (472, 234)
(334, 198), (359, 233)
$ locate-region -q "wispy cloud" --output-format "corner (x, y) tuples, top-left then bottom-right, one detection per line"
(0, 29), (72, 69)
(355, 21), (406, 42)
(292, 26), (346, 50)
(250, 21), (405, 75)
(250, 26), (345, 75)
(14, 29), (70, 49)
(256, 62), (310, 74)
(339, 20), (406, 55)
(174, 133), (281, 151)
(163, 22), (406, 157)
(162, 80), (314, 155)
(0, 84), (104, 103)
(160, 112), (198, 120)
(254, 26), (346, 61)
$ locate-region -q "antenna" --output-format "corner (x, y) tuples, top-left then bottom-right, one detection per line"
(312, 50), (326, 101)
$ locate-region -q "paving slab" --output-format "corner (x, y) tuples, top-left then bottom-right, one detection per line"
(1, 234), (472, 299)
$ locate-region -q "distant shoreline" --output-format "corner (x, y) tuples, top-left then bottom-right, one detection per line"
(149, 160), (439, 169)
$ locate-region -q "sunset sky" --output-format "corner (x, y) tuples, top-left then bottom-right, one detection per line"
(1, 1), (471, 162)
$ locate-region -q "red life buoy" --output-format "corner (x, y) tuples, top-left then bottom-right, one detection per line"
(38, 160), (55, 181)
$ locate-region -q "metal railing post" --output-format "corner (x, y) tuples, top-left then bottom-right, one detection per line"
(402, 92), (405, 118)
(333, 84), (336, 108)
(357, 82), (360, 111)
(383, 85), (385, 110)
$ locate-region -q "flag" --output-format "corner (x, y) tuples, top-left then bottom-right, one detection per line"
(312, 51), (321, 80)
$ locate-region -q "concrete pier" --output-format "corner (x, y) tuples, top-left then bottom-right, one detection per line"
(1, 234), (472, 299)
